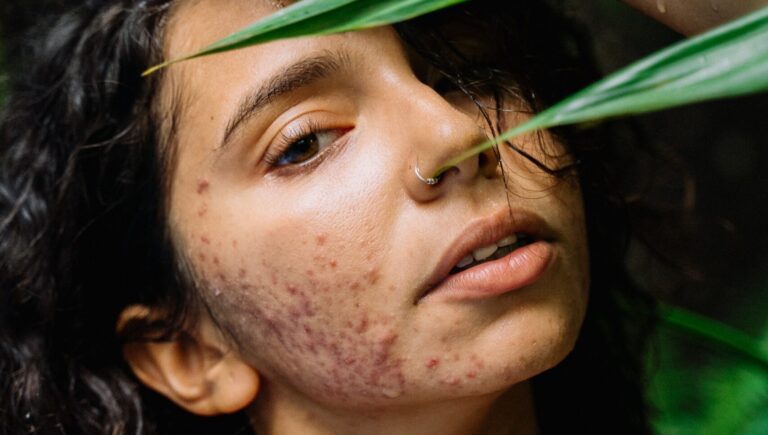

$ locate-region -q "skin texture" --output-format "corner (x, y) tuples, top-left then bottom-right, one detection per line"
(155, 1), (590, 433)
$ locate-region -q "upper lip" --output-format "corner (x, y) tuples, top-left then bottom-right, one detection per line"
(416, 208), (554, 302)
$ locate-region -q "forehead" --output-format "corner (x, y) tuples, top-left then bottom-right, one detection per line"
(159, 0), (310, 138)
(165, 0), (280, 59)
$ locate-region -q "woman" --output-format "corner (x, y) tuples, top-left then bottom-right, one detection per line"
(0, 1), (757, 434)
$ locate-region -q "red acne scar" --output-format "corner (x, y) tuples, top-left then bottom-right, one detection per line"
(329, 260), (337, 268)
(198, 253), (207, 262)
(466, 371), (477, 379)
(444, 376), (461, 386)
(315, 233), (327, 246)
(426, 358), (439, 369)
(286, 284), (298, 295)
(196, 179), (210, 195)
(354, 315), (369, 334)
(365, 267), (380, 285)
(212, 256), (219, 265)
(471, 354), (485, 369)
(201, 236), (210, 244)
(238, 268), (246, 279)
(197, 205), (208, 218)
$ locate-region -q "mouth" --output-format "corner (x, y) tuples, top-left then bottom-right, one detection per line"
(448, 232), (535, 275)
(417, 209), (554, 303)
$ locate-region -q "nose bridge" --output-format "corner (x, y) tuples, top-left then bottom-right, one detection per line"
(403, 84), (487, 166)
(387, 79), (498, 200)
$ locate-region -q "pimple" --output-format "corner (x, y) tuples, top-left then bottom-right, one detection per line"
(300, 298), (315, 317)
(200, 236), (210, 244)
(354, 315), (369, 334)
(426, 358), (440, 369)
(329, 259), (337, 269)
(198, 253), (207, 262)
(465, 371), (477, 379)
(470, 353), (485, 369)
(305, 269), (315, 277)
(443, 376), (461, 386)
(197, 205), (208, 218)
(288, 307), (302, 319)
(212, 256), (219, 265)
(286, 284), (298, 295)
(196, 179), (210, 194)
(365, 267), (380, 285)
(238, 268), (247, 279)
(315, 233), (328, 246)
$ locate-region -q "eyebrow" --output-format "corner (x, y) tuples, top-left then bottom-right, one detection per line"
(219, 51), (350, 150)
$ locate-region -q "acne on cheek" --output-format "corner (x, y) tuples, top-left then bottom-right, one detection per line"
(194, 232), (408, 402)
(193, 231), (495, 399)
(196, 178), (210, 195)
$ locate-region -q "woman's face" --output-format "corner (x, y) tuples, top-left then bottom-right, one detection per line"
(165, 0), (589, 412)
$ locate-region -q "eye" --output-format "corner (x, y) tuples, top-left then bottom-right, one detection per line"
(265, 120), (349, 168)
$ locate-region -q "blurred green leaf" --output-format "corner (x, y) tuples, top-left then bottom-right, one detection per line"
(434, 5), (768, 176)
(144, 0), (468, 75)
(660, 304), (768, 371)
(649, 309), (768, 434)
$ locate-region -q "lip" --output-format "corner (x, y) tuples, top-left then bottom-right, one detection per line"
(416, 208), (555, 303)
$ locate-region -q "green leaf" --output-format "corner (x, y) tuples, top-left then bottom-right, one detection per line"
(659, 304), (768, 371)
(433, 5), (768, 176)
(649, 304), (768, 434)
(143, 0), (469, 75)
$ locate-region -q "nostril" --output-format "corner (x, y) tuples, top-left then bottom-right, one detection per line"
(440, 166), (461, 182)
(478, 152), (489, 168)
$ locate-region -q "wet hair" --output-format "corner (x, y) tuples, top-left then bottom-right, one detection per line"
(0, 1), (655, 434)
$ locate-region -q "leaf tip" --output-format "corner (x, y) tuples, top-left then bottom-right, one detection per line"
(142, 57), (186, 77)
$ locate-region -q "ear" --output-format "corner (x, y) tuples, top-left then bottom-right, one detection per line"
(117, 305), (260, 416)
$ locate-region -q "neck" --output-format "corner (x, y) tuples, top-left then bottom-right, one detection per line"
(249, 381), (539, 435)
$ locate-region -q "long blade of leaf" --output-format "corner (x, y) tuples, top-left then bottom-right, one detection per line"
(143, 0), (468, 75)
(434, 5), (768, 176)
(659, 304), (768, 371)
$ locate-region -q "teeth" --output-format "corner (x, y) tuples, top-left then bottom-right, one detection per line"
(497, 234), (518, 247)
(472, 244), (498, 261)
(456, 255), (474, 268)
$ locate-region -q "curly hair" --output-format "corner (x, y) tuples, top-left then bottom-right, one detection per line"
(0, 1), (656, 434)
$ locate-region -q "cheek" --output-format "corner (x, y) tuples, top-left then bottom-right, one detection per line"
(186, 208), (411, 404)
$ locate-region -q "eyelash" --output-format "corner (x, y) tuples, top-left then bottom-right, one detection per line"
(263, 119), (346, 171)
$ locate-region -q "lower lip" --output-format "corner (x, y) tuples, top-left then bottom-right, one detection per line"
(421, 241), (554, 303)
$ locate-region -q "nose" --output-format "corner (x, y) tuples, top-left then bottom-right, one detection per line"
(397, 85), (501, 202)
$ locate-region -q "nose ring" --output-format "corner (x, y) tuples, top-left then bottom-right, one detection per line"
(414, 163), (441, 186)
